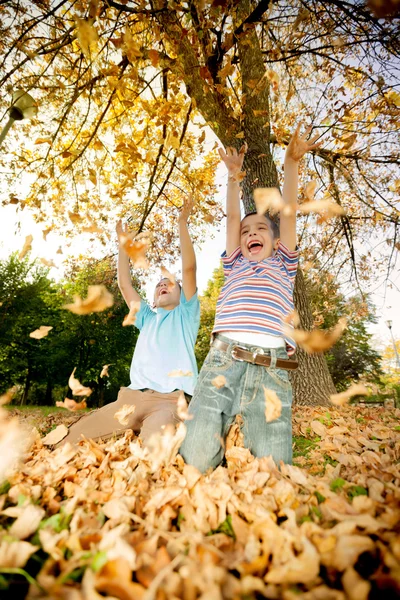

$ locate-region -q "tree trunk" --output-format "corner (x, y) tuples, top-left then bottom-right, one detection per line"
(45, 379), (53, 405)
(21, 367), (31, 406)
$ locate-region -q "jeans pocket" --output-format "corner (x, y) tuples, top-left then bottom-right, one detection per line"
(203, 347), (233, 372)
(265, 366), (291, 390)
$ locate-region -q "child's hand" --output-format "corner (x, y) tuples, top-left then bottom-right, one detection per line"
(285, 124), (322, 163)
(179, 195), (194, 224)
(218, 143), (247, 176)
(116, 219), (129, 241)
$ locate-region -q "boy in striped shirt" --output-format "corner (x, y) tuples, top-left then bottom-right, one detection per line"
(180, 125), (320, 472)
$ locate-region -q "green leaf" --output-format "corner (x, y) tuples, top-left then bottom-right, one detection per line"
(0, 568), (44, 591)
(91, 551), (108, 573)
(177, 512), (186, 529)
(207, 515), (236, 539)
(348, 485), (368, 499)
(330, 478), (346, 492)
(314, 491), (326, 504)
(0, 481), (11, 495)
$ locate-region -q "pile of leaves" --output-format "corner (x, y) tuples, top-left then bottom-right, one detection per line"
(0, 405), (399, 599)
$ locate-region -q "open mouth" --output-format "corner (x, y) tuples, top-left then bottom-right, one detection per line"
(247, 240), (263, 255)
(159, 289), (168, 296)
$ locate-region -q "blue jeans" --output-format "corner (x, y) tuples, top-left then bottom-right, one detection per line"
(180, 334), (293, 473)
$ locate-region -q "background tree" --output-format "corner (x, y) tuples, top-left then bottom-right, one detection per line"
(1, 0), (399, 404)
(0, 252), (139, 406)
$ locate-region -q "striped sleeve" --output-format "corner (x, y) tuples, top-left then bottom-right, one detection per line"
(221, 247), (242, 278)
(276, 242), (299, 281)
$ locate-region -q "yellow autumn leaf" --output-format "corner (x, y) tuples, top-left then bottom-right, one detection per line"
(75, 17), (98, 56)
(18, 235), (33, 260)
(63, 285), (114, 315)
(29, 326), (53, 340)
(283, 317), (347, 354)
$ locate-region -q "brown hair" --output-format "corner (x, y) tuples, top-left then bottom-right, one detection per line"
(241, 212), (280, 239)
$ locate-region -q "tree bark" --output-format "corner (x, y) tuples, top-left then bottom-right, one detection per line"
(21, 367), (31, 406)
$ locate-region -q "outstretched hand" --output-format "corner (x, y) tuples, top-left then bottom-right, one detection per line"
(285, 124), (322, 163)
(179, 195), (195, 223)
(218, 143), (247, 176)
(116, 219), (129, 241)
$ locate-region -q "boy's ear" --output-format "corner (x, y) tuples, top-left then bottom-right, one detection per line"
(273, 237), (280, 250)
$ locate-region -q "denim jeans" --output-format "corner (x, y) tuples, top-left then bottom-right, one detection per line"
(180, 334), (293, 473)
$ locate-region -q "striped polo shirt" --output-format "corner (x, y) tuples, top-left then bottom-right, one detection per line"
(213, 242), (299, 355)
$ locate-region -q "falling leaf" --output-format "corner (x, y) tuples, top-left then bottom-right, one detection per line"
(330, 383), (370, 407)
(18, 235), (33, 260)
(42, 424), (69, 445)
(56, 246), (63, 254)
(40, 258), (57, 268)
(0, 387), (17, 405)
(56, 398), (87, 411)
(75, 17), (98, 56)
(168, 369), (193, 377)
(212, 375), (226, 389)
(68, 211), (84, 225)
(305, 180), (317, 201)
(100, 364), (111, 378)
(254, 188), (293, 216)
(120, 233), (150, 269)
(34, 137), (52, 145)
(298, 199), (345, 217)
(63, 284), (114, 315)
(160, 266), (176, 289)
(283, 317), (347, 354)
(29, 326), (53, 339)
(114, 404), (136, 426)
(282, 310), (300, 327)
(122, 300), (141, 326)
(81, 222), (103, 234)
(230, 170), (247, 183)
(264, 387), (282, 422)
(69, 368), (92, 397)
(177, 392), (193, 421)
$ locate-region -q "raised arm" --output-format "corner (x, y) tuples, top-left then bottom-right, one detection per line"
(179, 196), (197, 301)
(218, 144), (247, 256)
(281, 125), (321, 251)
(116, 220), (141, 308)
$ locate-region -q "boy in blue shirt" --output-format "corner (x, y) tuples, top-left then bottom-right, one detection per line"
(180, 126), (320, 472)
(60, 199), (199, 447)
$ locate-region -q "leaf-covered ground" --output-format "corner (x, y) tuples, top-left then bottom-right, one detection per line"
(0, 404), (399, 599)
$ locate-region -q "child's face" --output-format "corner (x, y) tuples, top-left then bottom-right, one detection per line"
(153, 278), (180, 310)
(240, 214), (279, 262)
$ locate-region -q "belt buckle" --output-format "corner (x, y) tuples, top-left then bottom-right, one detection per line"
(231, 345), (248, 362)
(251, 347), (264, 364)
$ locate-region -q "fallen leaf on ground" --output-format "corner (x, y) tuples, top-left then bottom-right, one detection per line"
(18, 235), (33, 260)
(122, 300), (141, 326)
(264, 387), (282, 422)
(114, 404), (136, 426)
(8, 504), (45, 540)
(29, 326), (53, 339)
(0, 540), (39, 568)
(69, 368), (92, 397)
(41, 424), (68, 445)
(63, 285), (114, 315)
(212, 375), (226, 389)
(283, 317), (347, 353)
(330, 383), (370, 406)
(56, 398), (87, 411)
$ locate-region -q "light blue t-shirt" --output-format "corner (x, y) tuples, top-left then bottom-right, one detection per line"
(129, 290), (200, 395)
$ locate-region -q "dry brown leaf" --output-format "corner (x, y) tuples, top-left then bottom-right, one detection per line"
(298, 199), (345, 217)
(263, 387), (282, 422)
(114, 404), (136, 426)
(0, 540), (39, 568)
(0, 406), (30, 481)
(160, 266), (176, 290)
(330, 383), (370, 407)
(63, 284), (114, 315)
(282, 309), (300, 327)
(305, 180), (317, 201)
(283, 317), (347, 354)
(100, 364), (111, 378)
(18, 235), (33, 260)
(82, 222), (103, 234)
(176, 391), (193, 421)
(0, 387), (17, 406)
(40, 258), (57, 268)
(342, 567), (371, 600)
(69, 368), (92, 397)
(42, 227), (53, 241)
(122, 300), (141, 326)
(168, 369), (193, 377)
(68, 211), (84, 225)
(41, 424), (69, 445)
(56, 398), (87, 411)
(254, 188), (286, 215)
(29, 326), (53, 340)
(120, 233), (150, 269)
(8, 504), (45, 540)
(212, 375), (226, 389)
(310, 420), (327, 437)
